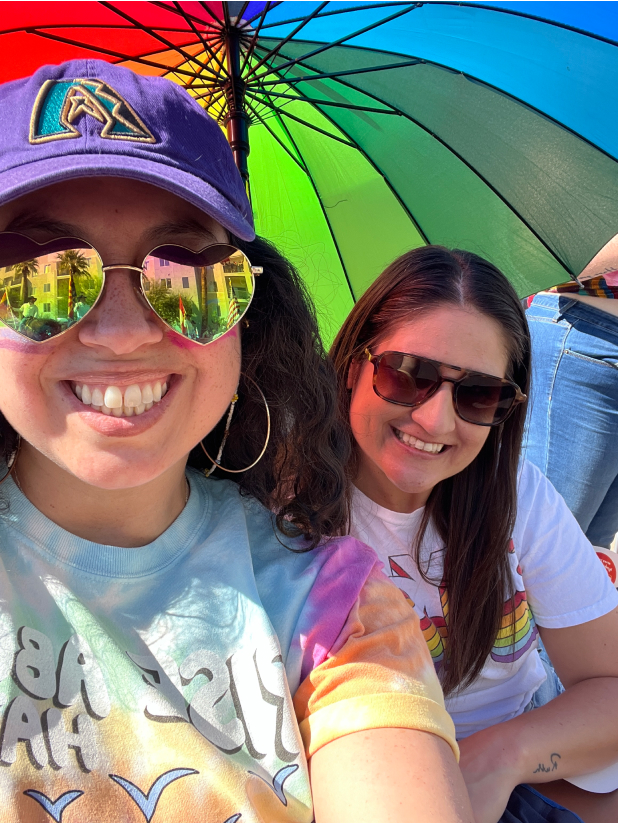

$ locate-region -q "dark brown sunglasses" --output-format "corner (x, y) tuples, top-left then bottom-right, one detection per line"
(365, 348), (527, 427)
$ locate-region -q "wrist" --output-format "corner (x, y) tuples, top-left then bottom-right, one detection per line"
(460, 721), (526, 789)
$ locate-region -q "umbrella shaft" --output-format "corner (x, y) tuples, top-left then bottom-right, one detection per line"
(225, 26), (250, 185)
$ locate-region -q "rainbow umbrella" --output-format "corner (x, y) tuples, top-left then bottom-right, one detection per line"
(1, 1), (617, 339)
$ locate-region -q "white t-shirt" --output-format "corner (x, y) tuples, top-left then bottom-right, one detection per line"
(350, 460), (618, 739)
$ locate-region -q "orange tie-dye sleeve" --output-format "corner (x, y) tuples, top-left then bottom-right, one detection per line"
(293, 566), (458, 760)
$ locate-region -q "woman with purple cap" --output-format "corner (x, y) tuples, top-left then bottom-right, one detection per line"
(0, 61), (473, 822)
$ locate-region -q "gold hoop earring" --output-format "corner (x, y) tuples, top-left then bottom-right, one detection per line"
(0, 435), (21, 486)
(201, 376), (271, 476)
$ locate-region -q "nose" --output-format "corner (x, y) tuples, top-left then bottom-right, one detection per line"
(77, 269), (164, 354)
(410, 382), (457, 436)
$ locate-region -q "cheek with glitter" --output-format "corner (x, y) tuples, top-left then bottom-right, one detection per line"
(0, 328), (50, 355)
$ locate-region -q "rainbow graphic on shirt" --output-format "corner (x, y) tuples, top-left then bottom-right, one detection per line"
(490, 589), (538, 662)
(491, 539), (538, 662)
(389, 538), (537, 669)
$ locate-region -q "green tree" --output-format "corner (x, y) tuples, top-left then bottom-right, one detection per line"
(146, 282), (199, 331)
(8, 259), (38, 304)
(56, 249), (91, 279)
(56, 250), (101, 311)
(8, 259), (39, 280)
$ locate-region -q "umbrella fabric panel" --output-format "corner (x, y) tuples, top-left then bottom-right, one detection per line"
(259, 3), (618, 160)
(264, 41), (618, 282)
(248, 123), (355, 342)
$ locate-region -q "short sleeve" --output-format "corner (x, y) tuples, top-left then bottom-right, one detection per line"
(515, 460), (618, 628)
(292, 566), (458, 760)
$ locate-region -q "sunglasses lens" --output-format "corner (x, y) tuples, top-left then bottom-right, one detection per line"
(142, 244), (256, 343)
(456, 376), (517, 425)
(0, 234), (100, 341)
(376, 353), (439, 405)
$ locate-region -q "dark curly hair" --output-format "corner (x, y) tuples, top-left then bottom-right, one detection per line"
(330, 245), (531, 695)
(187, 234), (350, 548)
(0, 235), (350, 549)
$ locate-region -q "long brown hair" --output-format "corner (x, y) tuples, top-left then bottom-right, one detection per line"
(330, 246), (531, 695)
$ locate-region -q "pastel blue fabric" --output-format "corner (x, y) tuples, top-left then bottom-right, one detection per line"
(523, 294), (618, 547)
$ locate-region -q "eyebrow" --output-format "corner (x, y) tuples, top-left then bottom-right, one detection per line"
(4, 213), (222, 246)
(4, 213), (82, 237)
(141, 219), (221, 246)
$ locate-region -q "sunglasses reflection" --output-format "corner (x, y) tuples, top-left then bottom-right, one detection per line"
(0, 236), (255, 343)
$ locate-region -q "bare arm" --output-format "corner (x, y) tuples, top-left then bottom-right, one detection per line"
(311, 728), (474, 823)
(459, 607), (618, 823)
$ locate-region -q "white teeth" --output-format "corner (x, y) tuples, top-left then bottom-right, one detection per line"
(123, 384), (142, 408)
(71, 379), (170, 416)
(104, 386), (123, 409)
(395, 428), (445, 454)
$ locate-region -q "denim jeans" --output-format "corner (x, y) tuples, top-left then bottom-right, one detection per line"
(524, 294), (618, 547)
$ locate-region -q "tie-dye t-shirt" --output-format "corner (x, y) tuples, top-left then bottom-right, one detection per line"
(351, 460), (618, 740)
(0, 470), (455, 823)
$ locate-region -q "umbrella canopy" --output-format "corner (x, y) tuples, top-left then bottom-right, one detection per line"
(1, 1), (617, 339)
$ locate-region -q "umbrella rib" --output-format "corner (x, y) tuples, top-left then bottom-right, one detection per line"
(247, 95), (356, 147)
(239, 2), (273, 77)
(200, 1), (225, 28)
(248, 88), (399, 114)
(1, 22), (197, 34)
(236, 2), (251, 22)
(245, 2), (283, 25)
(244, 100), (309, 173)
(247, 57), (423, 88)
(249, 3), (420, 84)
(169, 1), (228, 77)
(98, 1), (217, 76)
(243, 2), (329, 82)
(268, 98), (357, 303)
(258, 2), (410, 30)
(149, 0), (223, 32)
(447, 2), (618, 48)
(25, 29), (208, 80)
(147, 1), (223, 32)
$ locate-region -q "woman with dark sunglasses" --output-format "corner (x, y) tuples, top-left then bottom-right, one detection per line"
(0, 62), (474, 822)
(330, 246), (618, 823)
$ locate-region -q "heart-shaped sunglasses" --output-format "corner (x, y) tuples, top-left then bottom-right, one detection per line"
(0, 232), (262, 344)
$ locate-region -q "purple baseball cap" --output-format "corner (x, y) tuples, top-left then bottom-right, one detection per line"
(0, 59), (255, 240)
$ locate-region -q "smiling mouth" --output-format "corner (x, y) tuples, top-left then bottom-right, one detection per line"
(70, 379), (170, 417)
(393, 427), (445, 454)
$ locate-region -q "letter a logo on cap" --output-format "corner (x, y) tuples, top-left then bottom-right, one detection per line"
(30, 78), (156, 144)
